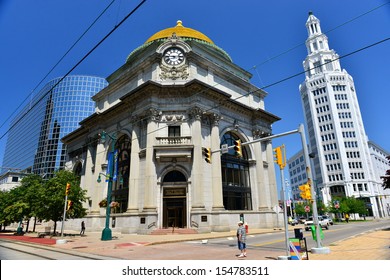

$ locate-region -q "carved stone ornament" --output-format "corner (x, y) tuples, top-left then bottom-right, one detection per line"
(144, 108), (162, 122)
(188, 107), (203, 121)
(161, 114), (185, 122)
(252, 128), (271, 139)
(160, 63), (189, 81)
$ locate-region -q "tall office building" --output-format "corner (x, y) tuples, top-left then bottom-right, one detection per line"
(1, 75), (107, 177)
(299, 12), (380, 217)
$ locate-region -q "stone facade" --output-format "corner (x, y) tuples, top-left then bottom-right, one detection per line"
(62, 21), (281, 234)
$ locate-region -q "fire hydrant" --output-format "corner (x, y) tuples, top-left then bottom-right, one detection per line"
(245, 222), (248, 234)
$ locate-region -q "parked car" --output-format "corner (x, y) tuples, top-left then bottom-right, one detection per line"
(304, 216), (329, 231)
(322, 215), (333, 225)
(288, 217), (298, 226)
(298, 216), (307, 224)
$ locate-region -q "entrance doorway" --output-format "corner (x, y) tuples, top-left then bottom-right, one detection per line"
(163, 197), (186, 228)
(162, 170), (187, 228)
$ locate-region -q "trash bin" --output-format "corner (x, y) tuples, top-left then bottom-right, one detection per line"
(294, 228), (303, 240)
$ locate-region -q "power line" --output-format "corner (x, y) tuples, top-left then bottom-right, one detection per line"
(86, 36), (389, 161)
(0, 0), (117, 132)
(0, 1), (387, 151)
(249, 1), (390, 72)
(0, 0), (147, 141)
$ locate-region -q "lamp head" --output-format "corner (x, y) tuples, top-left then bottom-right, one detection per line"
(99, 131), (107, 144)
(97, 174), (102, 183)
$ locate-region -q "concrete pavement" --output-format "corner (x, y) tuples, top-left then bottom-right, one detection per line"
(1, 222), (389, 260)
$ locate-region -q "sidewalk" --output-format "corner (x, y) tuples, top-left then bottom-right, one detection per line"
(1, 225), (389, 260)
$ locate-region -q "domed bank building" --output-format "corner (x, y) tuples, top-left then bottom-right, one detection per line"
(62, 21), (282, 234)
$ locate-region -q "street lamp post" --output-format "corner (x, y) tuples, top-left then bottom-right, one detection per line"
(97, 131), (117, 241)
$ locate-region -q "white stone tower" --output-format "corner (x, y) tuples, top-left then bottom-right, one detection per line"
(299, 12), (379, 217)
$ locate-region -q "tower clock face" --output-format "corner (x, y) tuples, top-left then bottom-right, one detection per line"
(163, 47), (185, 66)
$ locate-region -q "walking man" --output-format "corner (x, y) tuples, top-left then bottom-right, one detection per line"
(236, 221), (247, 258)
(80, 221), (86, 236)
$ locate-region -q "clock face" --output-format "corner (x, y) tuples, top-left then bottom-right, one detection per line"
(163, 48), (185, 65)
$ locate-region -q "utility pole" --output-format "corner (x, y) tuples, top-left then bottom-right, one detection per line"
(274, 145), (290, 259)
(212, 124), (330, 255)
(298, 124), (330, 254)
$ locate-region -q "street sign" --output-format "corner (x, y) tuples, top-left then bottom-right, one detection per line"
(221, 144), (229, 154)
(305, 205), (310, 212)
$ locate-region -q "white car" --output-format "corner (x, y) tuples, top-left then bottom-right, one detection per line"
(304, 216), (329, 231)
(322, 215), (333, 225)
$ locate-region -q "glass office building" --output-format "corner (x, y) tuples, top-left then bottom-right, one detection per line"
(1, 75), (107, 177)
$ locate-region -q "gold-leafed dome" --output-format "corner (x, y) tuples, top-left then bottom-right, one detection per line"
(145, 20), (214, 44)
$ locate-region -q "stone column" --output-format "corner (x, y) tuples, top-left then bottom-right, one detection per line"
(143, 108), (159, 212)
(127, 119), (140, 212)
(189, 107), (205, 210)
(252, 129), (271, 211)
(95, 141), (107, 212)
(85, 145), (97, 214)
(211, 114), (224, 210)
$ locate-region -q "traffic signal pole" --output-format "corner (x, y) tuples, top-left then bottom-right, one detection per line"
(298, 125), (330, 254)
(211, 124), (329, 255)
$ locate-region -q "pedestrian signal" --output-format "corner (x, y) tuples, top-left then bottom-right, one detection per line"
(233, 139), (242, 157)
(203, 147), (212, 163)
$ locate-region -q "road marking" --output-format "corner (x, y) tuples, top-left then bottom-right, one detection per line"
(253, 239), (284, 247)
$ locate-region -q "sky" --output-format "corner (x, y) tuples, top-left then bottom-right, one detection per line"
(1, 0), (389, 170)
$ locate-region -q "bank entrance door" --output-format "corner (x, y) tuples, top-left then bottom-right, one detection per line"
(163, 187), (186, 228)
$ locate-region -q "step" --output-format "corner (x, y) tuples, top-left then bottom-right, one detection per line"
(150, 228), (198, 235)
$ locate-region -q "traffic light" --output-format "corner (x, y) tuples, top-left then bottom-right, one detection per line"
(273, 145), (286, 169)
(299, 183), (312, 200)
(65, 183), (71, 195)
(203, 147), (212, 163)
(66, 200), (73, 211)
(233, 139), (242, 157)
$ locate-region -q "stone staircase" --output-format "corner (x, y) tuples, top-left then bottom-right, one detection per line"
(150, 228), (198, 235)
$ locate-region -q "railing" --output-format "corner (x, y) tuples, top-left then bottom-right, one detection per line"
(156, 136), (192, 145)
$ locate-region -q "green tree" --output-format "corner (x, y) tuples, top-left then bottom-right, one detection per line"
(294, 202), (309, 217)
(37, 170), (87, 234)
(0, 190), (13, 230)
(18, 174), (45, 232)
(329, 196), (367, 221)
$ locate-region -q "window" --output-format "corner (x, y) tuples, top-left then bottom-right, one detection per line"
(220, 132), (252, 210)
(325, 59), (333, 71)
(314, 61), (322, 74)
(111, 134), (131, 213)
(168, 126), (180, 137)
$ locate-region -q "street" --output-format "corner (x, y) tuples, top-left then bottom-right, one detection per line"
(0, 219), (388, 260)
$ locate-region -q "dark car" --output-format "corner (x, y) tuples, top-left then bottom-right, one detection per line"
(298, 216), (307, 224)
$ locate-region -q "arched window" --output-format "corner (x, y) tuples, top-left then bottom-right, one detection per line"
(111, 134), (130, 213)
(163, 170), (187, 183)
(220, 132), (252, 210)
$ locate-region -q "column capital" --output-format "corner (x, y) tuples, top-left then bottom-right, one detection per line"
(210, 113), (221, 126)
(252, 128), (271, 139)
(143, 107), (161, 122)
(188, 106), (204, 121)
